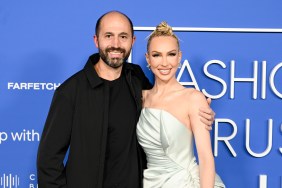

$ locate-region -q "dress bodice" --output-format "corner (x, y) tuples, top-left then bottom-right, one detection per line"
(137, 108), (225, 188)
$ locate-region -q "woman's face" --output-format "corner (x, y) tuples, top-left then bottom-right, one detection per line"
(146, 36), (182, 82)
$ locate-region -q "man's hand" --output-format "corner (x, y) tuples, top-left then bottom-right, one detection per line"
(199, 98), (215, 131)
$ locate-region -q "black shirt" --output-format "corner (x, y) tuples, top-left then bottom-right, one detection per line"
(102, 72), (139, 188)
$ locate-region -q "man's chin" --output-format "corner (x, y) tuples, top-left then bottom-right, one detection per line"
(108, 59), (124, 68)
(110, 63), (123, 68)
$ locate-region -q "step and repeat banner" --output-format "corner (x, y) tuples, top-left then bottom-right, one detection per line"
(0, 0), (281, 187)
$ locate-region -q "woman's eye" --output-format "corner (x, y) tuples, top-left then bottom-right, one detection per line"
(169, 53), (176, 56)
(152, 54), (160, 57)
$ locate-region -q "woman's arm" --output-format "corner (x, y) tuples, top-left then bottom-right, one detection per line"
(188, 90), (215, 188)
(199, 98), (215, 131)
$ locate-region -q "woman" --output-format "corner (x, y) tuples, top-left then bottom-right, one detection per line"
(137, 21), (225, 188)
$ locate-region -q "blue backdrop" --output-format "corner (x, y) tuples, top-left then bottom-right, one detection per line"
(0, 0), (281, 187)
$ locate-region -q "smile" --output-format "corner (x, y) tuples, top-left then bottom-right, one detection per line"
(109, 51), (123, 58)
(159, 69), (171, 75)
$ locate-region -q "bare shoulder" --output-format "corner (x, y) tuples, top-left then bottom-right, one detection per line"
(183, 88), (207, 105)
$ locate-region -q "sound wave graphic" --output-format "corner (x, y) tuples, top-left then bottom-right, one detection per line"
(0, 174), (20, 188)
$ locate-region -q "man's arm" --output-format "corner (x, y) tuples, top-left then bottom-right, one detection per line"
(37, 90), (72, 188)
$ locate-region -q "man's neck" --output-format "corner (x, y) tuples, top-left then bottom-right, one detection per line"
(94, 60), (123, 81)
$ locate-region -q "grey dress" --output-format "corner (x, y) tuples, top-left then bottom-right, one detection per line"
(137, 108), (225, 188)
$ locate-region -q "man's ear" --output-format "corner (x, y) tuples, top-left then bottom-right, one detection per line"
(132, 35), (136, 46)
(93, 35), (99, 48)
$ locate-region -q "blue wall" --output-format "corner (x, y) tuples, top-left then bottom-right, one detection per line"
(0, 0), (281, 187)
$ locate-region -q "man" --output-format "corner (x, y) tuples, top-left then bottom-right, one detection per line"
(37, 11), (215, 188)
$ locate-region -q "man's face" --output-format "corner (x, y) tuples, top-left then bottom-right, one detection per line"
(94, 13), (135, 68)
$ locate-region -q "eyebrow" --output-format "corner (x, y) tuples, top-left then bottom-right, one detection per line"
(119, 32), (129, 36)
(151, 49), (178, 53)
(103, 32), (130, 36)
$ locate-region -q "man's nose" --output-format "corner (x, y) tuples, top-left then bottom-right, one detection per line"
(111, 37), (120, 48)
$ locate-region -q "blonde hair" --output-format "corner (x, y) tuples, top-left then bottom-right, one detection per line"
(147, 21), (180, 52)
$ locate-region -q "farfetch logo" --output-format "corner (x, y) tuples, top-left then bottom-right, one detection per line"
(7, 82), (60, 90)
(0, 174), (20, 188)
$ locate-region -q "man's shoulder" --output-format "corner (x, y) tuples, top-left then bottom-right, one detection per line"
(125, 62), (152, 89)
(56, 70), (85, 93)
(125, 62), (142, 69)
(124, 62), (145, 76)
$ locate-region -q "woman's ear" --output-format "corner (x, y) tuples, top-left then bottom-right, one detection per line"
(145, 52), (149, 63)
(178, 51), (182, 62)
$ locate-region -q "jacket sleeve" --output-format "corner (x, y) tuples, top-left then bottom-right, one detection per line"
(37, 89), (73, 188)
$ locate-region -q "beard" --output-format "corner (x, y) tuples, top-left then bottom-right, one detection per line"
(99, 47), (130, 68)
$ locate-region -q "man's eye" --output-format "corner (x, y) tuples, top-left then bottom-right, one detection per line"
(121, 35), (128, 39)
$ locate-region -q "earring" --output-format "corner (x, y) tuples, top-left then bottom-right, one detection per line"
(147, 64), (151, 70)
(178, 62), (182, 69)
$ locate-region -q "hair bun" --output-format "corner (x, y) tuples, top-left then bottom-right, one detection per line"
(156, 21), (173, 35)
(146, 21), (180, 52)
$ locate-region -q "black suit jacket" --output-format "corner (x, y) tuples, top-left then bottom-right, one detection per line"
(37, 53), (152, 188)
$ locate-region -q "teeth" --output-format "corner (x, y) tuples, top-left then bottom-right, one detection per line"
(109, 51), (122, 58)
(159, 69), (170, 74)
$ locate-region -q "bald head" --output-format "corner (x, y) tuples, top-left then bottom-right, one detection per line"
(95, 11), (134, 38)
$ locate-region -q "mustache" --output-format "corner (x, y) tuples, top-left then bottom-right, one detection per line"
(105, 47), (126, 54)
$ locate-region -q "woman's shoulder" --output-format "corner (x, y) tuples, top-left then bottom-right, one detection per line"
(183, 88), (207, 103)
